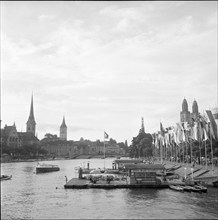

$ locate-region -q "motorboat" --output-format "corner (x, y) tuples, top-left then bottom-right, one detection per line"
(36, 163), (60, 174)
(169, 185), (184, 192)
(180, 185), (192, 192)
(1, 175), (12, 181)
(189, 186), (202, 193)
(194, 185), (207, 193)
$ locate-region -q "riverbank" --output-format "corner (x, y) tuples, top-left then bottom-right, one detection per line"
(159, 160), (218, 186)
(1, 155), (127, 163)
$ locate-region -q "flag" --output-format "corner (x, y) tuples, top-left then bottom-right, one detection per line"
(104, 131), (109, 139)
(176, 123), (185, 142)
(206, 110), (218, 140)
(160, 122), (165, 137)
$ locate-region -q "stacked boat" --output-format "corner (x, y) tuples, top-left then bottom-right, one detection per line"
(169, 184), (207, 193)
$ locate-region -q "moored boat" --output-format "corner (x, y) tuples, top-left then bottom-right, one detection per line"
(36, 163), (60, 174)
(189, 186), (202, 193)
(180, 185), (192, 192)
(169, 185), (184, 192)
(1, 175), (12, 181)
(194, 185), (207, 193)
(212, 180), (218, 187)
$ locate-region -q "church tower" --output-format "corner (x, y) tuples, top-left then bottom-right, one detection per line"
(139, 117), (145, 133)
(60, 116), (67, 141)
(191, 99), (199, 121)
(180, 98), (191, 123)
(26, 94), (36, 135)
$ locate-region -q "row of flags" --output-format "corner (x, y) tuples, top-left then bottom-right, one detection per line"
(154, 110), (217, 148)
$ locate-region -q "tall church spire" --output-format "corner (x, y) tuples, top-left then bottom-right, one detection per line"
(140, 117), (145, 133)
(29, 93), (35, 120)
(60, 116), (67, 140)
(60, 116), (67, 128)
(26, 94), (36, 135)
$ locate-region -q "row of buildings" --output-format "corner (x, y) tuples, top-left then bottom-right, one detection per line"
(1, 95), (126, 158)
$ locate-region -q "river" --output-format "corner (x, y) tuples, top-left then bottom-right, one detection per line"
(1, 158), (218, 219)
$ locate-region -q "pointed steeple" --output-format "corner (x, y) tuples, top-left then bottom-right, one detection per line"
(26, 93), (36, 135)
(60, 115), (67, 140)
(28, 93), (35, 121)
(140, 117), (145, 133)
(61, 116), (67, 128)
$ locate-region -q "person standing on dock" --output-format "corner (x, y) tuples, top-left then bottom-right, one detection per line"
(78, 167), (83, 179)
(65, 176), (68, 183)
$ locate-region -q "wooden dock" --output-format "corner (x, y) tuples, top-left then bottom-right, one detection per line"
(64, 178), (170, 189)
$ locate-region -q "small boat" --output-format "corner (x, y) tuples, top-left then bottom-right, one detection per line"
(181, 185), (192, 192)
(36, 163), (60, 174)
(1, 175), (12, 181)
(194, 185), (207, 193)
(169, 185), (184, 192)
(189, 186), (202, 193)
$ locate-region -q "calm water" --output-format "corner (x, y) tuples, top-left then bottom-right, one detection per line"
(1, 158), (218, 219)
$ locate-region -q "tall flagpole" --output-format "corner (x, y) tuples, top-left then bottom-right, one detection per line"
(104, 132), (105, 170)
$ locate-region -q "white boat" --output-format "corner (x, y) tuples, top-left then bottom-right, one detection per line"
(169, 185), (184, 192)
(36, 163), (60, 174)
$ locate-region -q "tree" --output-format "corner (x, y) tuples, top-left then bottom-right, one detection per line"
(129, 131), (153, 158)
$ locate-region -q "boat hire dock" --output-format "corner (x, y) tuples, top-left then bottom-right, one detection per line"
(64, 163), (169, 189)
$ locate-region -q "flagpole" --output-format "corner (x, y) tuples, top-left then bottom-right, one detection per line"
(205, 140), (207, 170)
(104, 133), (105, 170)
(210, 124), (214, 170)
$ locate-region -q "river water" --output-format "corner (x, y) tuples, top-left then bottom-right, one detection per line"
(1, 158), (218, 219)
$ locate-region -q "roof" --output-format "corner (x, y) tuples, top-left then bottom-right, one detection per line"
(17, 132), (39, 141)
(60, 116), (67, 128)
(114, 159), (143, 164)
(123, 164), (165, 170)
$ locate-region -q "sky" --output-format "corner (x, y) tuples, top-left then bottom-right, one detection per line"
(1, 1), (217, 144)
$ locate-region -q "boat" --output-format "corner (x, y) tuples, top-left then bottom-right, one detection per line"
(194, 185), (207, 193)
(1, 175), (12, 181)
(169, 185), (184, 192)
(212, 180), (218, 187)
(180, 185), (192, 192)
(189, 186), (202, 193)
(36, 163), (60, 174)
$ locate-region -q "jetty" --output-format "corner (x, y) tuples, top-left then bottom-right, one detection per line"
(65, 163), (169, 189)
(64, 178), (169, 189)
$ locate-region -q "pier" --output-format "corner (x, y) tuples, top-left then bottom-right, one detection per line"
(64, 178), (169, 189)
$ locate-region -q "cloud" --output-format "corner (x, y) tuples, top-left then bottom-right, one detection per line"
(38, 14), (54, 21)
(1, 1), (217, 142)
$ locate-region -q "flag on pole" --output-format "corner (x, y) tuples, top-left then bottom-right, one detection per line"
(160, 122), (165, 137)
(104, 131), (109, 139)
(206, 110), (218, 140)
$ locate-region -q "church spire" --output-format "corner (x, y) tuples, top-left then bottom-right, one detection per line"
(26, 93), (36, 135)
(140, 117), (145, 133)
(60, 115), (67, 140)
(28, 93), (35, 121)
(60, 116), (67, 128)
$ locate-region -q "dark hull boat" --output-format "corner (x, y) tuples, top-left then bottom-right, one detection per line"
(36, 163), (60, 174)
(1, 175), (12, 181)
(212, 180), (218, 187)
(194, 185), (207, 193)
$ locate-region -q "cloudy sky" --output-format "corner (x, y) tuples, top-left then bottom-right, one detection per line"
(1, 1), (217, 144)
